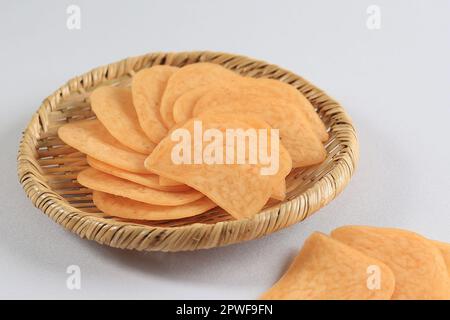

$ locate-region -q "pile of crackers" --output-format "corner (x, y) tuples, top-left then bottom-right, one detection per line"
(261, 226), (450, 300)
(58, 63), (328, 221)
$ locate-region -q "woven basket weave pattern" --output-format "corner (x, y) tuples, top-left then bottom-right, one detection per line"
(17, 51), (358, 251)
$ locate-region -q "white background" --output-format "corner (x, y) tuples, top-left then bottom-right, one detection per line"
(1, 0), (449, 299)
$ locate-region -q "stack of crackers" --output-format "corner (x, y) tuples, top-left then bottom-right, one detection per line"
(58, 63), (328, 221)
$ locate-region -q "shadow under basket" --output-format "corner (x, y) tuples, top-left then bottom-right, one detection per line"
(17, 51), (359, 252)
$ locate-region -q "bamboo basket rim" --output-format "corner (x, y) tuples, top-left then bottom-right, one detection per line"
(17, 51), (359, 252)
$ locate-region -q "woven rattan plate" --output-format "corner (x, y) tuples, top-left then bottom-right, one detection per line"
(17, 51), (358, 252)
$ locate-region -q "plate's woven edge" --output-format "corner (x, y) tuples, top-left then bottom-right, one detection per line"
(17, 51), (359, 252)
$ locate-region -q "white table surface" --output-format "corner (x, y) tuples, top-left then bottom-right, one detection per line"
(1, 0), (449, 299)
